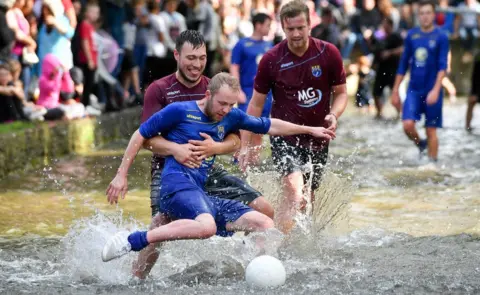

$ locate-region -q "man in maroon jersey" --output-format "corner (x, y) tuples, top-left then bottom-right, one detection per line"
(240, 0), (348, 234)
(108, 30), (274, 279)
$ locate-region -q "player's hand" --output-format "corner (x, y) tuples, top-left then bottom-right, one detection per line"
(188, 132), (219, 160)
(324, 113), (338, 132)
(173, 143), (202, 169)
(309, 127), (336, 140)
(426, 89), (440, 105)
(391, 89), (402, 112)
(238, 146), (261, 172)
(106, 174), (128, 205)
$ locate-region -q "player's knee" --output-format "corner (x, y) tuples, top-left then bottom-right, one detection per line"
(403, 121), (415, 133)
(198, 218), (217, 238)
(258, 217), (275, 230)
(250, 197), (275, 219)
(202, 224), (217, 239)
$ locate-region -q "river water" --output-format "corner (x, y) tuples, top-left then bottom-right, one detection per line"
(1, 102), (480, 294)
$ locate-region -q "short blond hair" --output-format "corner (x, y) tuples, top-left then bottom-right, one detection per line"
(280, 0), (310, 26)
(208, 72), (241, 96)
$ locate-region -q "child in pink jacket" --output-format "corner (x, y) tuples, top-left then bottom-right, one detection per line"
(37, 54), (85, 120)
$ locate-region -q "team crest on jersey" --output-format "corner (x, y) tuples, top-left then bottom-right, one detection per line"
(201, 155), (216, 168)
(217, 125), (225, 140)
(311, 65), (322, 78)
(415, 47), (428, 66)
(429, 39), (436, 48)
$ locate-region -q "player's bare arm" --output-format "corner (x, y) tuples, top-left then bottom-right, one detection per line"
(107, 130), (146, 204)
(326, 84), (348, 132)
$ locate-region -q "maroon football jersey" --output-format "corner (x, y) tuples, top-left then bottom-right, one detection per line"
(141, 73), (210, 171)
(254, 37), (346, 150)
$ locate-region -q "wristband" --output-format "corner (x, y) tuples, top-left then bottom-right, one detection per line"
(328, 113), (337, 120)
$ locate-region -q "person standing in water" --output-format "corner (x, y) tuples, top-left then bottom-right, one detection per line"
(239, 0), (348, 234)
(391, 0), (449, 162)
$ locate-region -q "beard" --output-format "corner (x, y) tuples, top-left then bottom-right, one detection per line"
(178, 66), (202, 84)
(205, 98), (218, 122)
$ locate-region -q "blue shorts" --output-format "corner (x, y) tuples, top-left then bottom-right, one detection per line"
(237, 87), (273, 117)
(159, 174), (253, 237)
(402, 89), (443, 128)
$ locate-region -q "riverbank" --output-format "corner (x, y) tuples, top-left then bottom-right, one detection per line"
(0, 107), (141, 180)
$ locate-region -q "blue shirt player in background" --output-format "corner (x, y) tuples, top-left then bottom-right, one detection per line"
(391, 0), (449, 163)
(231, 13), (273, 117)
(101, 73), (335, 262)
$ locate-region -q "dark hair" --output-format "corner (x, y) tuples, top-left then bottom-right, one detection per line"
(175, 30), (206, 53)
(280, 0), (310, 26)
(252, 12), (271, 27)
(322, 7), (332, 17)
(146, 0), (159, 12)
(418, 0), (436, 10)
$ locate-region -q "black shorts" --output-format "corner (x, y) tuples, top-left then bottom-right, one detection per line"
(471, 57), (480, 100)
(121, 49), (137, 72)
(373, 72), (395, 98)
(150, 166), (262, 217)
(270, 136), (329, 192)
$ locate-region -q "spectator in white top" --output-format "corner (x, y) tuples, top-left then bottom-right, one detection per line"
(160, 0), (187, 53)
(143, 0), (168, 87)
(193, 0), (216, 76)
(160, 0), (187, 78)
(454, 0), (480, 63)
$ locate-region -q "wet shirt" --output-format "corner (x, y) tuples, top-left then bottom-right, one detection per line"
(254, 37), (346, 150)
(141, 74), (209, 171)
(397, 27), (449, 92)
(139, 101), (271, 192)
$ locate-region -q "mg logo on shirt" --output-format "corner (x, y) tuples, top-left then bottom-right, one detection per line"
(297, 87), (323, 108)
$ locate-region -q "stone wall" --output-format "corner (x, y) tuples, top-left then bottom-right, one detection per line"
(0, 107), (141, 180)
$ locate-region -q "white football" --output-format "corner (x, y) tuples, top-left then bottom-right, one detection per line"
(245, 255), (286, 288)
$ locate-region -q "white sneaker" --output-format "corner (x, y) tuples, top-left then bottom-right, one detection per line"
(86, 105), (102, 116)
(102, 231), (132, 262)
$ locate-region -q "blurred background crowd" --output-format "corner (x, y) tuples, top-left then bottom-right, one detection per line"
(0, 0), (478, 123)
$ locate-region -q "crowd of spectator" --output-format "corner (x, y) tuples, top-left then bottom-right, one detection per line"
(0, 0), (478, 124)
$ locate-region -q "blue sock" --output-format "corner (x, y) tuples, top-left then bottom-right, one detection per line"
(128, 231), (149, 251)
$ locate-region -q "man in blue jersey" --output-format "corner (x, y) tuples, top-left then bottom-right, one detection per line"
(230, 12), (273, 118)
(391, 0), (449, 162)
(101, 73), (336, 262)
